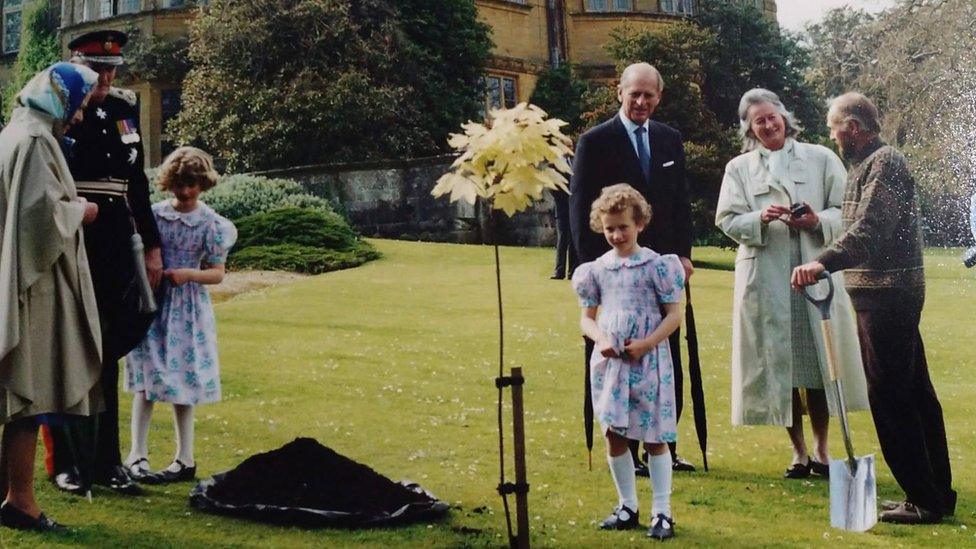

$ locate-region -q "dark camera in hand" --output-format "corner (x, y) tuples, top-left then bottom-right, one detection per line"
(964, 246), (976, 268)
(790, 203), (811, 218)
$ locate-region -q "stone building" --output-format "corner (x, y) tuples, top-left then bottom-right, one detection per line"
(1, 0), (777, 166)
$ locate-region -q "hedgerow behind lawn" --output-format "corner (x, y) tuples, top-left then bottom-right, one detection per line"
(7, 241), (973, 547)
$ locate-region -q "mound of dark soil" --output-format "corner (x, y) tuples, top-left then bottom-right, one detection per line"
(191, 438), (448, 527)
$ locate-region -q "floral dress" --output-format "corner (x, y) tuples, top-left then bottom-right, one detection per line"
(572, 248), (685, 443)
(125, 200), (237, 405)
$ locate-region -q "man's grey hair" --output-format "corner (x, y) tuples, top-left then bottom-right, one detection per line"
(737, 88), (802, 152)
(619, 62), (664, 93)
(828, 92), (882, 134)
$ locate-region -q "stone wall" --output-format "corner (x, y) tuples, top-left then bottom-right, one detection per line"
(252, 155), (557, 247)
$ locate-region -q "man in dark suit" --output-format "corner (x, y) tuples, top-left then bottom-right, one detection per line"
(569, 62), (695, 474)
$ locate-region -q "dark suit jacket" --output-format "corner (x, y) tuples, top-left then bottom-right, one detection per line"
(569, 115), (693, 263)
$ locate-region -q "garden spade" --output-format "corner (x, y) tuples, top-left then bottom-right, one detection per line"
(802, 271), (876, 532)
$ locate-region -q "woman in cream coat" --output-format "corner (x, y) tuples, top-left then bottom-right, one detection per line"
(715, 88), (868, 479)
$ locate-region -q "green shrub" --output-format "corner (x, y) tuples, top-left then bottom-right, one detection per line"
(227, 243), (380, 274)
(149, 173), (338, 222)
(234, 207), (359, 251)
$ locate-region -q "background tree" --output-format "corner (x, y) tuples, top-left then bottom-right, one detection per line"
(802, 0), (976, 245)
(1, 0), (60, 121)
(695, 2), (823, 137)
(801, 8), (878, 100)
(529, 64), (587, 137)
(171, 0), (490, 172)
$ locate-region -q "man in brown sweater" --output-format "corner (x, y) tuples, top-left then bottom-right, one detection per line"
(792, 92), (955, 524)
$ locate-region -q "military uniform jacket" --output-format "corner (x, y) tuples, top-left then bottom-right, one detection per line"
(65, 88), (161, 361)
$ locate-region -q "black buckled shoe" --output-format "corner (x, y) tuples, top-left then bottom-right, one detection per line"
(880, 501), (942, 524)
(784, 457), (812, 479)
(141, 460), (196, 485)
(0, 503), (68, 533)
(671, 456), (696, 472)
(51, 471), (87, 496)
(96, 464), (144, 496)
(809, 459), (830, 478)
(647, 513), (675, 540)
(125, 458), (151, 481)
(598, 505), (640, 530)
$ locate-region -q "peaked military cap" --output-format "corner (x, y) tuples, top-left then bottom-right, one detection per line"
(68, 30), (128, 66)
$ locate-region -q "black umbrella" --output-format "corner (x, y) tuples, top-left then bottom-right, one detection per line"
(583, 336), (594, 470)
(684, 283), (708, 471)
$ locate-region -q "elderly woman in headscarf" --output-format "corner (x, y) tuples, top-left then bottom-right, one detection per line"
(715, 88), (868, 479)
(0, 62), (102, 532)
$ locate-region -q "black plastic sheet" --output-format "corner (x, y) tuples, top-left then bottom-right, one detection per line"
(188, 438), (450, 528)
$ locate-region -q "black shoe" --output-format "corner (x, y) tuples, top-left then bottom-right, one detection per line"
(51, 471), (86, 496)
(95, 465), (144, 496)
(671, 456), (696, 472)
(784, 457), (812, 479)
(125, 458), (151, 481)
(550, 274), (565, 280)
(0, 503), (68, 533)
(598, 505), (640, 530)
(647, 513), (675, 540)
(809, 459), (830, 478)
(880, 499), (903, 512)
(142, 460), (196, 485)
(880, 501), (942, 524)
(634, 461), (649, 477)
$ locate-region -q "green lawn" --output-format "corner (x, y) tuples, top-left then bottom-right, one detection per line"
(3, 240), (974, 547)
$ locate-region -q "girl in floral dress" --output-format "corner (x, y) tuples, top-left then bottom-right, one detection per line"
(572, 184), (685, 540)
(123, 147), (236, 484)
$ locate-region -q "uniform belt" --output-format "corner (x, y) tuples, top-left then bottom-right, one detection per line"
(75, 180), (128, 196)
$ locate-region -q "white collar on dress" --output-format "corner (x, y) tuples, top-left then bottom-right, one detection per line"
(596, 247), (656, 270)
(155, 200), (212, 227)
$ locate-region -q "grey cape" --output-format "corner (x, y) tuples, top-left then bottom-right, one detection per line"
(0, 107), (102, 423)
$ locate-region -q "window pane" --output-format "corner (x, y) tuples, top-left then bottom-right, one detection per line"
(3, 11), (21, 53)
(164, 0), (186, 7)
(612, 0), (631, 10)
(121, 0), (140, 13)
(99, 0), (113, 18)
(661, 0), (674, 13)
(587, 0), (606, 12)
(5, 0), (22, 7)
(502, 78), (516, 109)
(487, 76), (502, 110)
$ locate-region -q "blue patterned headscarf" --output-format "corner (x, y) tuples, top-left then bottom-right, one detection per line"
(16, 62), (99, 121)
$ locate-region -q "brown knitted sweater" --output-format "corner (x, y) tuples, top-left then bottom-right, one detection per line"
(818, 138), (925, 310)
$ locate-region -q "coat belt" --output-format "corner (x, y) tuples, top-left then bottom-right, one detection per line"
(75, 180), (128, 196)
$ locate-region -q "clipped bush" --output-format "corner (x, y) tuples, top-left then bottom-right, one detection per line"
(227, 244), (380, 275)
(202, 175), (326, 220)
(149, 173), (342, 221)
(234, 207), (359, 251)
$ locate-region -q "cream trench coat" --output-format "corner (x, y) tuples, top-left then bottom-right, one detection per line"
(715, 139), (868, 427)
(0, 107), (102, 423)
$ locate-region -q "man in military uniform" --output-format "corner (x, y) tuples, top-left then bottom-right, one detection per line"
(41, 30), (162, 496)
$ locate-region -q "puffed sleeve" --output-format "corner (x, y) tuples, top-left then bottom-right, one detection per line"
(203, 214), (237, 265)
(571, 262), (599, 307)
(651, 254), (685, 304)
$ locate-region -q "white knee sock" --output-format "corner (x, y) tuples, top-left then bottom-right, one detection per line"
(649, 452), (673, 517)
(608, 452), (639, 511)
(126, 393), (154, 465)
(173, 404), (195, 468)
